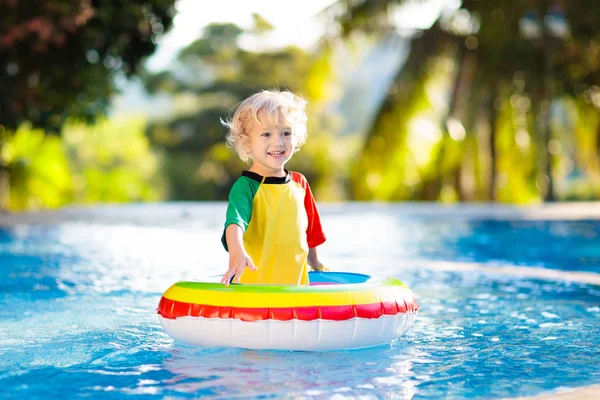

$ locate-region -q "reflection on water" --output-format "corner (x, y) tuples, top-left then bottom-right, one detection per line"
(161, 346), (419, 398)
(0, 204), (599, 399)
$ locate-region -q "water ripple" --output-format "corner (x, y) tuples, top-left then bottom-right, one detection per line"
(1, 206), (599, 399)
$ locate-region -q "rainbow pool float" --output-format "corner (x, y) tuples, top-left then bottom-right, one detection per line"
(157, 271), (419, 351)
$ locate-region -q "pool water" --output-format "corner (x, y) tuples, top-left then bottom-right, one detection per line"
(1, 203), (599, 399)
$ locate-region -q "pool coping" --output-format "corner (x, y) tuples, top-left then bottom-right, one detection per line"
(504, 384), (600, 400)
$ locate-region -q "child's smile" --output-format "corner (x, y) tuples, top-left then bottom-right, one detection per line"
(268, 150), (285, 158)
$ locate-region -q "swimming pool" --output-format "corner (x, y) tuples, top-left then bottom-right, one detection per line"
(1, 203), (599, 399)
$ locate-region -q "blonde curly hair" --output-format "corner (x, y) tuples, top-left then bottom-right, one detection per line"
(222, 89), (308, 163)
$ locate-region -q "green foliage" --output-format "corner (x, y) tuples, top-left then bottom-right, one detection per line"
(556, 98), (600, 200)
(494, 93), (539, 203)
(0, 118), (164, 210)
(570, 100), (600, 178)
(251, 13), (275, 35)
(63, 117), (165, 203)
(334, 0), (600, 202)
(143, 19), (341, 200)
(1, 124), (73, 210)
(0, 0), (176, 131)
(560, 179), (600, 201)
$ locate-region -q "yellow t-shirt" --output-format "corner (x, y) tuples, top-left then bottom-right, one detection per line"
(222, 170), (326, 285)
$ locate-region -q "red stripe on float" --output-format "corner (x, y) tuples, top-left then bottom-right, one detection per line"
(294, 306), (318, 320)
(233, 307), (269, 321)
(270, 307), (293, 320)
(355, 302), (382, 318)
(381, 301), (398, 314)
(202, 304), (220, 318)
(157, 296), (419, 321)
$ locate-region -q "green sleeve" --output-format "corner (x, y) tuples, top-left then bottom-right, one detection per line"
(221, 177), (257, 251)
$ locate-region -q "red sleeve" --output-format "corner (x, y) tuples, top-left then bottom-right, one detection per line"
(291, 172), (326, 248)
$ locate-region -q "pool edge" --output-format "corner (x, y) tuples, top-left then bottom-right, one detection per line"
(504, 384), (600, 400)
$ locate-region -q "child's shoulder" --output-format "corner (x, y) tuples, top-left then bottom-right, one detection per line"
(232, 174), (252, 185)
(233, 172), (261, 184)
(289, 171), (309, 187)
(229, 173), (260, 194)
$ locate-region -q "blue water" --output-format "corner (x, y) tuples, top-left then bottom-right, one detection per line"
(412, 219), (600, 273)
(1, 204), (599, 399)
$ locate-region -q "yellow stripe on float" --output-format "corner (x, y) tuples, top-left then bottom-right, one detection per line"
(162, 285), (406, 308)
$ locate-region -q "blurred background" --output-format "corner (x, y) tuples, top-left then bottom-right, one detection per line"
(1, 0), (599, 211)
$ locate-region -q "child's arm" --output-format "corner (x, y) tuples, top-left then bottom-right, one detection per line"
(220, 224), (257, 286)
(307, 247), (329, 271)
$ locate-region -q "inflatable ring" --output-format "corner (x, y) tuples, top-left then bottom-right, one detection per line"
(157, 271), (419, 351)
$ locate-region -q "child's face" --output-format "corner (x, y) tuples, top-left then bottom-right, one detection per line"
(246, 110), (296, 177)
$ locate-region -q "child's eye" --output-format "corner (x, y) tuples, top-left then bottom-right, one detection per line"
(261, 132), (271, 137)
(282, 131), (292, 136)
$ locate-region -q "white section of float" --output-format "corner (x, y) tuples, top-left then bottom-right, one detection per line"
(158, 312), (417, 351)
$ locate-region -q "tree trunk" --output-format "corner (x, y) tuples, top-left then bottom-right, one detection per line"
(540, 0), (555, 201)
(454, 51), (479, 201)
(596, 120), (600, 174)
(0, 168), (8, 211)
(488, 87), (499, 202)
(433, 40), (467, 198)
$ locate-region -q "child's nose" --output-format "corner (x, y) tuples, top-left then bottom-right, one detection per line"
(275, 133), (284, 145)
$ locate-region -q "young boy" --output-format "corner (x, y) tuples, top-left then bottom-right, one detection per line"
(220, 89), (326, 286)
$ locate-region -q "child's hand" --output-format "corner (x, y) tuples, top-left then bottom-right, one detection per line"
(220, 251), (257, 286)
(307, 247), (329, 272)
(310, 261), (330, 272)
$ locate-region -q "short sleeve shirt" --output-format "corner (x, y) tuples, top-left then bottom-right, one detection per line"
(222, 170), (326, 284)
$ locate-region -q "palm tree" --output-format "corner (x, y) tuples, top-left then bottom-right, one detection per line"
(328, 0), (600, 202)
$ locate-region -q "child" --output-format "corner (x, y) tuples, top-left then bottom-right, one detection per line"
(220, 89), (327, 286)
